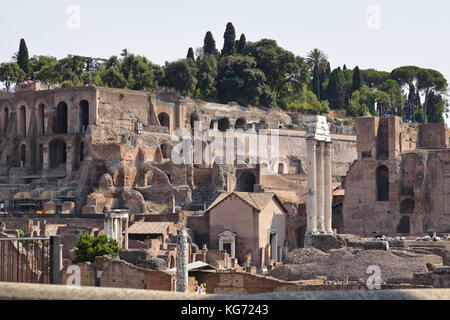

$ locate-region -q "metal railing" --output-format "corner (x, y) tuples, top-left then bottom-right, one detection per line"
(0, 236), (60, 284)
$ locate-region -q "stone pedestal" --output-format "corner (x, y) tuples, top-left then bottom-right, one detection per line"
(304, 234), (344, 251)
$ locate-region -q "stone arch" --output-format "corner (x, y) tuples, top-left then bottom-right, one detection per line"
(400, 199), (415, 214)
(19, 105), (27, 137)
(295, 225), (307, 248)
(190, 112), (200, 133)
(234, 118), (246, 130)
(376, 165), (389, 201)
(235, 171), (256, 192)
(397, 216), (410, 234)
(158, 112), (170, 130)
(218, 118), (230, 132)
(49, 139), (67, 168)
(160, 142), (172, 160)
(54, 101), (68, 134)
(79, 100), (90, 133)
(38, 103), (46, 135)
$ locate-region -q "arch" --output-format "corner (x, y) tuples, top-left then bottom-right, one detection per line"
(158, 112), (170, 130)
(20, 144), (26, 166)
(397, 216), (410, 234)
(190, 112), (200, 133)
(49, 139), (67, 168)
(295, 225), (307, 248)
(234, 118), (246, 130)
(160, 143), (171, 159)
(79, 100), (89, 132)
(54, 102), (68, 134)
(400, 199), (415, 214)
(235, 171), (256, 192)
(376, 165), (389, 201)
(19, 105), (26, 137)
(278, 162), (285, 174)
(218, 118), (230, 132)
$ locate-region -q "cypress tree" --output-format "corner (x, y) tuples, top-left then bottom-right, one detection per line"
(17, 39), (30, 77)
(203, 31), (218, 56)
(236, 33), (246, 54)
(222, 22), (236, 56)
(327, 70), (343, 109)
(187, 47), (195, 61)
(352, 66), (363, 93)
(343, 64), (347, 70)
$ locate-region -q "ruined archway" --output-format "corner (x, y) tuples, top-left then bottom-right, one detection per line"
(158, 112), (170, 130)
(190, 112), (200, 134)
(400, 199), (415, 214)
(278, 162), (285, 174)
(376, 165), (389, 201)
(161, 143), (171, 159)
(397, 216), (410, 235)
(236, 171), (256, 192)
(55, 102), (68, 134)
(218, 118), (230, 132)
(295, 225), (307, 248)
(79, 100), (89, 132)
(234, 118), (246, 130)
(49, 139), (67, 168)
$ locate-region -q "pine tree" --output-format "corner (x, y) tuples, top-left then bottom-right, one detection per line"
(343, 64), (347, 70)
(187, 47), (195, 61)
(327, 70), (343, 109)
(236, 34), (246, 54)
(203, 31), (218, 56)
(17, 39), (30, 77)
(222, 22), (236, 56)
(352, 66), (363, 93)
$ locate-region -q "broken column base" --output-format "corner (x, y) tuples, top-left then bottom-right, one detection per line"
(304, 234), (344, 251)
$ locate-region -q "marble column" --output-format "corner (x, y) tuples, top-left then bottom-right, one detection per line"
(316, 142), (325, 233)
(124, 217), (129, 249)
(176, 229), (188, 293)
(324, 142), (333, 234)
(306, 139), (317, 234)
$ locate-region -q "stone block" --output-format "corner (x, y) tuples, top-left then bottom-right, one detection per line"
(43, 202), (56, 214)
(61, 201), (75, 214)
(82, 205), (97, 214)
(304, 234), (345, 251)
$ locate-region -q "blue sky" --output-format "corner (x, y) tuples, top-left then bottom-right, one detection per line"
(1, 0), (449, 125)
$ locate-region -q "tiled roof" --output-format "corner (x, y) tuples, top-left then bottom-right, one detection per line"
(206, 192), (287, 213)
(127, 222), (171, 235)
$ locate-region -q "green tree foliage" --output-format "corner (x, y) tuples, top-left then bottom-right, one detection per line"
(203, 31), (218, 56)
(306, 49), (329, 101)
(29, 55), (58, 80)
(187, 47), (195, 61)
(390, 66), (420, 88)
(222, 22), (236, 56)
(351, 66), (363, 93)
(164, 58), (198, 96)
(73, 234), (120, 264)
(0, 62), (26, 91)
(361, 69), (389, 88)
(17, 39), (30, 77)
(236, 34), (247, 54)
(426, 92), (448, 123)
(326, 69), (344, 109)
(377, 79), (406, 117)
(347, 86), (376, 117)
(196, 54), (218, 98)
(417, 68), (448, 123)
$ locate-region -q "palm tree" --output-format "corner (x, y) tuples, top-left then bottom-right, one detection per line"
(306, 49), (329, 101)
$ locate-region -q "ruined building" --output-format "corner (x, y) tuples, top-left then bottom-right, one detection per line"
(343, 116), (450, 236)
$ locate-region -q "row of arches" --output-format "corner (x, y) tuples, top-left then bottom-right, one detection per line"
(190, 113), (249, 133)
(1, 100), (90, 137)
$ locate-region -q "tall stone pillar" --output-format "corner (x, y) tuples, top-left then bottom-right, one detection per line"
(316, 142), (325, 233)
(324, 142), (333, 234)
(306, 139), (317, 234)
(43, 145), (49, 170)
(176, 229), (189, 293)
(124, 217), (129, 249)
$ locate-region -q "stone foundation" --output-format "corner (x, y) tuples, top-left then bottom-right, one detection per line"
(304, 234), (344, 251)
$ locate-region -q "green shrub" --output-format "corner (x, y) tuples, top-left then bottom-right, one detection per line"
(73, 234), (120, 264)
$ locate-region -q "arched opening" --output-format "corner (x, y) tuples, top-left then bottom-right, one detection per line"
(400, 199), (415, 214)
(376, 165), (389, 201)
(209, 120), (215, 129)
(169, 256), (175, 269)
(161, 143), (170, 159)
(236, 171), (256, 192)
(158, 113), (170, 130)
(55, 102), (68, 134)
(377, 119), (389, 159)
(278, 162), (285, 174)
(218, 118), (230, 132)
(79, 141), (84, 162)
(190, 112), (200, 134)
(49, 139), (67, 168)
(38, 144), (43, 169)
(79, 100), (89, 133)
(20, 144), (26, 166)
(3, 107), (9, 135)
(20, 106), (26, 137)
(39, 104), (45, 135)
(397, 216), (410, 235)
(295, 225), (307, 248)
(234, 118), (246, 130)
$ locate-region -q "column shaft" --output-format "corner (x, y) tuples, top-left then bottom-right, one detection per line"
(324, 143), (333, 233)
(306, 139), (317, 234)
(316, 142), (325, 233)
